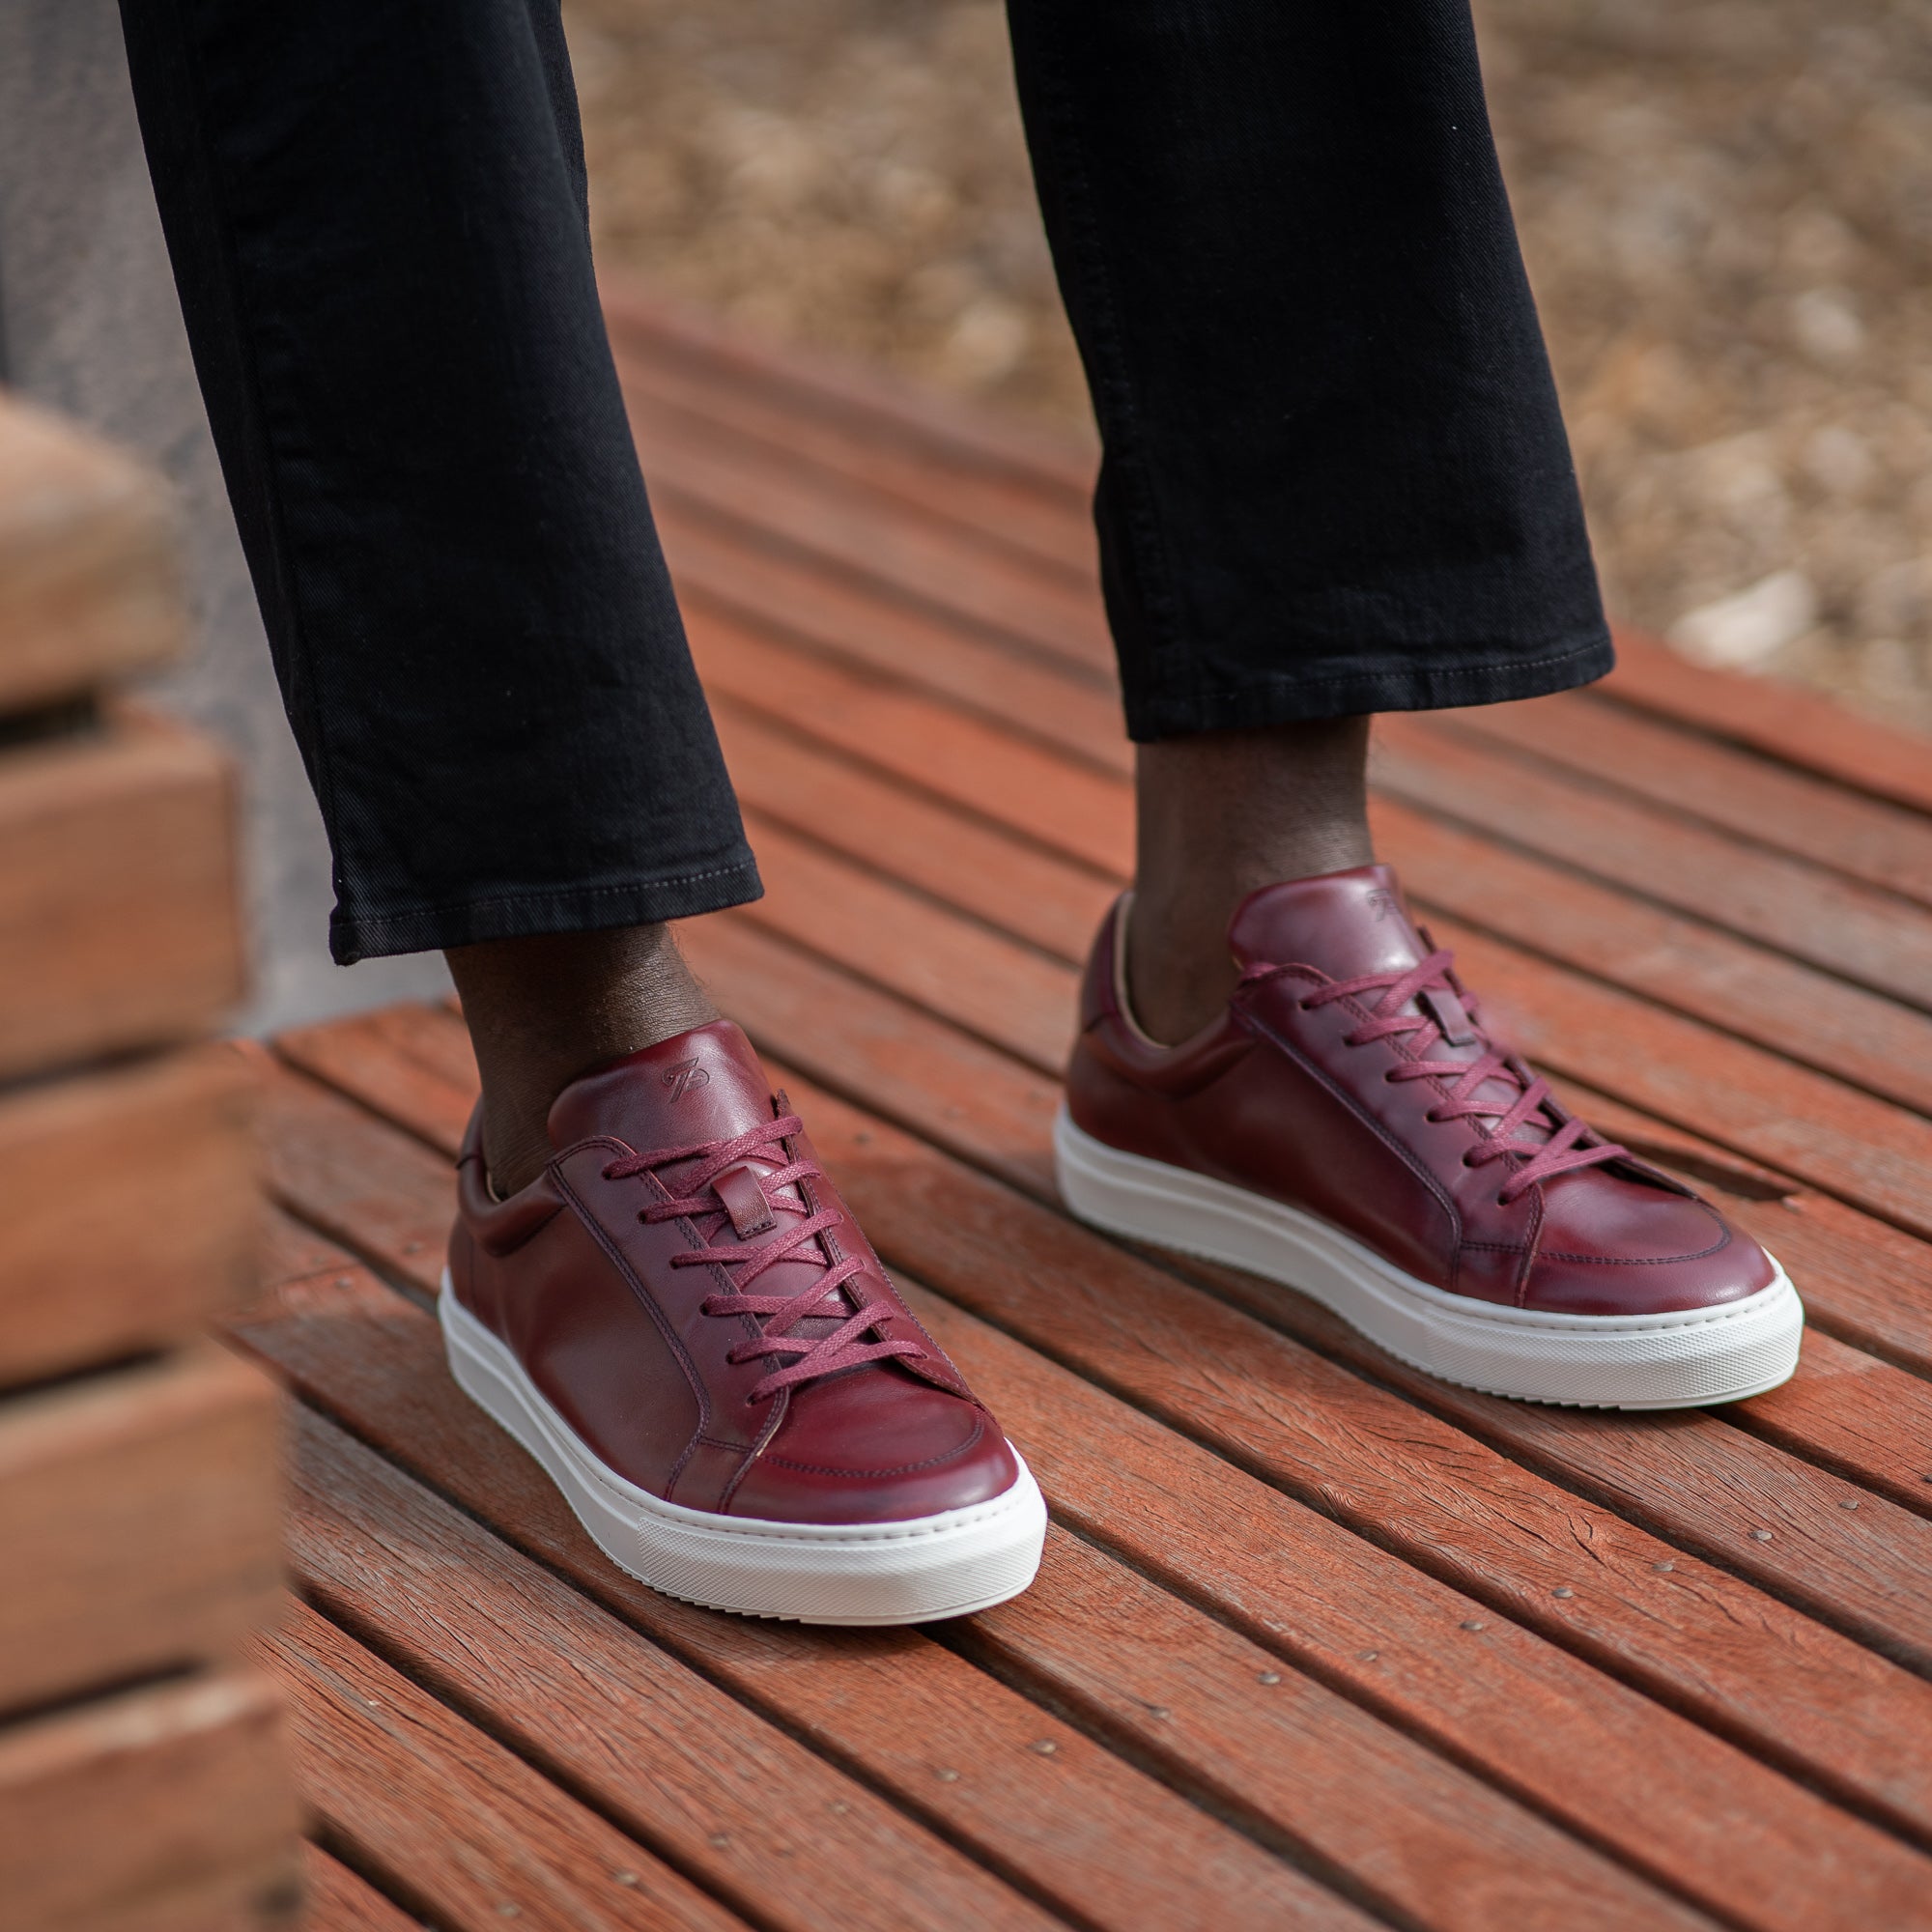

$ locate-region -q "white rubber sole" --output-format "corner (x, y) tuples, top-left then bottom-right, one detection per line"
(1054, 1108), (1803, 1409)
(440, 1275), (1046, 1624)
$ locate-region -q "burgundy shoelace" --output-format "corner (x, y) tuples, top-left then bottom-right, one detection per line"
(1289, 948), (1629, 1206)
(603, 1114), (926, 1403)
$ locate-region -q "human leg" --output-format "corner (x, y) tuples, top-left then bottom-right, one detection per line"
(116, 0), (1045, 1615)
(1010, 0), (1802, 1404)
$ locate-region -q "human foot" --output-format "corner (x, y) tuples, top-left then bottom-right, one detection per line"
(443, 1018), (1046, 1622)
(1056, 866), (1802, 1407)
(445, 923), (721, 1195)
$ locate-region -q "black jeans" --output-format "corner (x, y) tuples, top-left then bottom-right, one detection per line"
(117, 0), (1608, 965)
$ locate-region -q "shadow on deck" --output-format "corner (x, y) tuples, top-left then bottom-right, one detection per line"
(237, 289), (1932, 1932)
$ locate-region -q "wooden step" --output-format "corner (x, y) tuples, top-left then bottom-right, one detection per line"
(0, 1046), (256, 1388)
(0, 1341), (283, 1716)
(0, 1667), (297, 1932)
(0, 705), (242, 1084)
(0, 394), (184, 717)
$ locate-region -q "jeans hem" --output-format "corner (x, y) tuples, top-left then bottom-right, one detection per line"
(328, 852), (765, 965)
(1123, 629), (1615, 740)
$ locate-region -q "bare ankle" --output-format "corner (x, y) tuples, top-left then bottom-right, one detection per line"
(1127, 717), (1374, 1043)
(445, 923), (719, 1194)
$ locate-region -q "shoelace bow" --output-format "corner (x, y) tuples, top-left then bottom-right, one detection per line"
(1289, 948), (1629, 1206)
(603, 1114), (926, 1403)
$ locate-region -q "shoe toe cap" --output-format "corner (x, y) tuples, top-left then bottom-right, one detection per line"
(726, 1378), (1021, 1525)
(1524, 1176), (1780, 1317)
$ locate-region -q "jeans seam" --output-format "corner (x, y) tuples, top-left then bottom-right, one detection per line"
(1026, 23), (1189, 682)
(340, 858), (763, 939)
(153, 0), (355, 903)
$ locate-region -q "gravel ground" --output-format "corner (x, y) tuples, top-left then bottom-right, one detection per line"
(566, 0), (1932, 731)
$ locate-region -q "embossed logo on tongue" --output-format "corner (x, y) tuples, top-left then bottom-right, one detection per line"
(1229, 865), (1427, 980)
(661, 1058), (710, 1102)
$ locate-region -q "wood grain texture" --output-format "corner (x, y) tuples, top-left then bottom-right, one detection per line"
(603, 281), (1097, 506)
(0, 706), (242, 1082)
(0, 395), (184, 715)
(1602, 627), (1932, 819)
(233, 1251), (1370, 1932)
(699, 923), (1932, 1656)
(287, 1390), (1703, 1932)
(246, 1065), (1930, 1932)
(0, 1342), (284, 1714)
(286, 1405), (1069, 1932)
(771, 1063), (1932, 1836)
(1449, 687), (1932, 910)
(1379, 713), (1932, 1011)
(0, 1666), (298, 1932)
(300, 1846), (425, 1932)
(684, 593), (1932, 1241)
(262, 1600), (748, 1932)
(0, 1045), (257, 1388)
(970, 1528), (1716, 1932)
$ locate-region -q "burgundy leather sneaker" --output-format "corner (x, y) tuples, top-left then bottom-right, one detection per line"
(1057, 866), (1802, 1408)
(441, 1020), (1045, 1623)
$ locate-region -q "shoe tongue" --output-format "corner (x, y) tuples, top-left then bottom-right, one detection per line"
(547, 1020), (779, 1155)
(1229, 865), (1551, 1147)
(1228, 865), (1429, 980)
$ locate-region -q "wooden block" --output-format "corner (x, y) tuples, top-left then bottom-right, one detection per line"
(0, 1045), (257, 1388)
(0, 393), (185, 716)
(0, 1343), (284, 1714)
(0, 1666), (298, 1932)
(0, 704), (242, 1082)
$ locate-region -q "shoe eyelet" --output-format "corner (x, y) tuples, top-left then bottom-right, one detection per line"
(1462, 1151), (1480, 1169)
(1495, 1194), (1511, 1208)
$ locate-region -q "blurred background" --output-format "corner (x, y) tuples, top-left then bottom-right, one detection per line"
(2, 0), (1927, 1031)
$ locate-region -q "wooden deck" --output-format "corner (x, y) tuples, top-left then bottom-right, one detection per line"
(231, 291), (1932, 1932)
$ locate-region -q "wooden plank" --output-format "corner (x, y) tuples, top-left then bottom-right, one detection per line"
(765, 1060), (1932, 1795)
(0, 1045), (257, 1388)
(301, 1845), (424, 1932)
(692, 587), (1932, 1153)
(1378, 713), (1932, 1010)
(689, 629), (1932, 1240)
(1603, 627), (1932, 820)
(972, 1527), (1719, 1932)
(0, 1666), (298, 1932)
(1380, 799), (1932, 1117)
(287, 1405), (1074, 1932)
(237, 1247), (1372, 1932)
(1427, 917), (1932, 1239)
(664, 506), (1122, 740)
(247, 1065), (1932, 1932)
(647, 926), (1932, 1726)
(604, 282), (1097, 505)
(687, 607), (1130, 875)
(716, 701), (1110, 962)
(738, 813), (1075, 1073)
(263, 1599), (749, 1932)
(613, 308), (1932, 835)
(621, 359), (1097, 590)
(0, 394), (184, 715)
(712, 638), (1932, 1118)
(1452, 688), (1932, 910)
(285, 1379), (1715, 1932)
(0, 705), (242, 1083)
(0, 1342), (283, 1715)
(636, 403), (1111, 679)
(697, 931), (1932, 1659)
